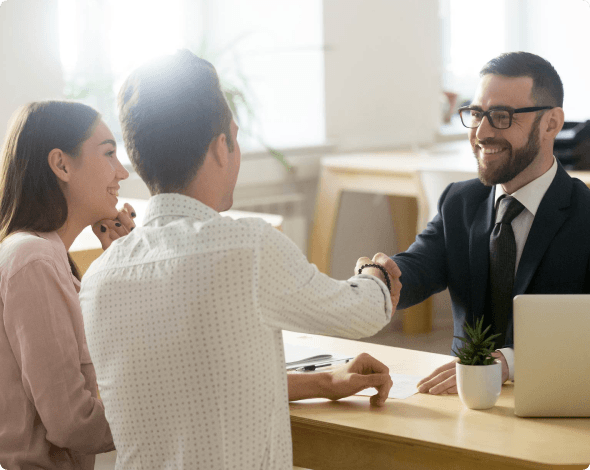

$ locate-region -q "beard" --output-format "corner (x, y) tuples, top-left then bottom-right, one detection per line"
(473, 116), (541, 187)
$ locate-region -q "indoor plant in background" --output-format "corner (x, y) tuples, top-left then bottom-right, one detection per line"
(194, 38), (292, 171)
(454, 317), (503, 410)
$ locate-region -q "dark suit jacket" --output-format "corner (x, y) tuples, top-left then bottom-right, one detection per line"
(393, 162), (590, 353)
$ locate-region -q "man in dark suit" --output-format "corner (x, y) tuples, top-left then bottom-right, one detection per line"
(372, 51), (590, 394)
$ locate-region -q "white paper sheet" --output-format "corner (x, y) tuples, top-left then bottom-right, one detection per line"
(356, 373), (423, 400)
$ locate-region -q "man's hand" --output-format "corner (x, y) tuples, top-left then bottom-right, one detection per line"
(417, 359), (459, 395)
(491, 350), (510, 383)
(324, 353), (393, 406)
(355, 253), (402, 311)
(417, 351), (509, 395)
(92, 203), (136, 250)
(287, 353), (392, 406)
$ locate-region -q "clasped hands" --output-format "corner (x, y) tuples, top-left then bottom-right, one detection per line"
(354, 252), (402, 311)
(92, 202), (137, 250)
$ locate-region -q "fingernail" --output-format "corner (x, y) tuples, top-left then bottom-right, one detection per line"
(115, 222), (122, 227)
(100, 225), (106, 233)
(131, 212), (136, 218)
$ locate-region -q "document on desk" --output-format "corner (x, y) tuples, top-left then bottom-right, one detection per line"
(356, 373), (423, 400)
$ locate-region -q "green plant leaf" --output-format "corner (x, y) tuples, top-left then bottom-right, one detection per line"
(454, 316), (499, 365)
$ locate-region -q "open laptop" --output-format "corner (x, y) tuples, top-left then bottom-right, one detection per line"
(513, 294), (590, 417)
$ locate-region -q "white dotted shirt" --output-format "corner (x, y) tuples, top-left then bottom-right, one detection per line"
(80, 193), (391, 470)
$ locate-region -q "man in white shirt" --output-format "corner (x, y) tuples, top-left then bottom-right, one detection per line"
(368, 51), (590, 394)
(80, 49), (402, 469)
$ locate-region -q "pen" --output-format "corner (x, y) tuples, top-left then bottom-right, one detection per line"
(296, 358), (351, 372)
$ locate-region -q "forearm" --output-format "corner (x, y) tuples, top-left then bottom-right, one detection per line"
(287, 372), (332, 401)
(394, 254), (447, 309)
(258, 223), (390, 338)
(263, 273), (391, 339)
(494, 348), (513, 383)
(392, 211), (449, 310)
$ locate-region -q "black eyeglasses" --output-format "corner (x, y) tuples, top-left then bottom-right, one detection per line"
(458, 106), (554, 129)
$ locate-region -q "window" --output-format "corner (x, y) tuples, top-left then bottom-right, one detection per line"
(58, 0), (325, 164)
(441, 0), (590, 124)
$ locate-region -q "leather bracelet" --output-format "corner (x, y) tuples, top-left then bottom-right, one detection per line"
(358, 263), (391, 293)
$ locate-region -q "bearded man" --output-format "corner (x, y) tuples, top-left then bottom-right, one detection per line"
(366, 51), (590, 394)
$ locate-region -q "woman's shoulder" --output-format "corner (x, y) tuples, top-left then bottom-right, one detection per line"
(0, 232), (60, 278)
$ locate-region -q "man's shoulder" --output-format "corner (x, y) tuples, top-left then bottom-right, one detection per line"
(83, 216), (271, 279)
(439, 177), (491, 206)
(564, 176), (590, 221)
(218, 215), (272, 231)
(196, 214), (272, 243)
(569, 175), (590, 200)
(548, 166), (590, 213)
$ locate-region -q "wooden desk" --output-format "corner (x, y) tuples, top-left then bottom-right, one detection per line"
(309, 142), (590, 335)
(70, 198), (283, 276)
(285, 331), (590, 470)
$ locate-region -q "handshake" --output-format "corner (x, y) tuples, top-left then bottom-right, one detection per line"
(354, 252), (402, 311)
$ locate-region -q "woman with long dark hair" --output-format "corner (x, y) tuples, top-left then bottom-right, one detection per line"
(0, 101), (134, 469)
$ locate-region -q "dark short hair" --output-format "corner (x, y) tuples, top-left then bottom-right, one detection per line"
(480, 52), (564, 108)
(0, 100), (101, 279)
(118, 49), (234, 195)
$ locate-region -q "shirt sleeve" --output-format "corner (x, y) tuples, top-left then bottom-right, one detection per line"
(3, 259), (114, 454)
(393, 190), (451, 310)
(255, 222), (391, 338)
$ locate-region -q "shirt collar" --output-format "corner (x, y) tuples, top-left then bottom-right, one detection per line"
(494, 157), (558, 216)
(143, 193), (221, 225)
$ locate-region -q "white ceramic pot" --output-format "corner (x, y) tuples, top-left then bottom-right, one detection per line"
(456, 361), (502, 410)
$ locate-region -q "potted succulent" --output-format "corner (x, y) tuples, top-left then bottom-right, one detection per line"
(453, 316), (503, 410)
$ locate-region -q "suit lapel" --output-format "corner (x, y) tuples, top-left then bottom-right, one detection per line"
(469, 186), (496, 324)
(514, 164), (572, 295)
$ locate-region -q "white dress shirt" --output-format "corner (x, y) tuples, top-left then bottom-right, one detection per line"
(80, 193), (392, 470)
(493, 157), (558, 381)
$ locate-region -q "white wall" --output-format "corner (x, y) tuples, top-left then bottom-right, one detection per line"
(323, 0), (443, 280)
(521, 0), (590, 122)
(323, 0), (441, 152)
(0, 0), (64, 144)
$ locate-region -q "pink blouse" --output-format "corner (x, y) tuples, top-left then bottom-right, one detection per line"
(0, 231), (113, 470)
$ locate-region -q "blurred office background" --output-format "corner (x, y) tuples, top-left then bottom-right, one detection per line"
(2, 0), (590, 356)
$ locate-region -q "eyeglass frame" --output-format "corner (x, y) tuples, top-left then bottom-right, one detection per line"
(458, 106), (554, 129)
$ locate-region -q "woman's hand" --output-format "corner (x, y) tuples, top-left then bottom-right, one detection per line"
(92, 203), (136, 250)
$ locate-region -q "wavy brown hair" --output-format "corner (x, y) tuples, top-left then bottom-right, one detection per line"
(0, 101), (101, 280)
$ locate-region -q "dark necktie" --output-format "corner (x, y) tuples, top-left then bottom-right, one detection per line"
(489, 195), (525, 348)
